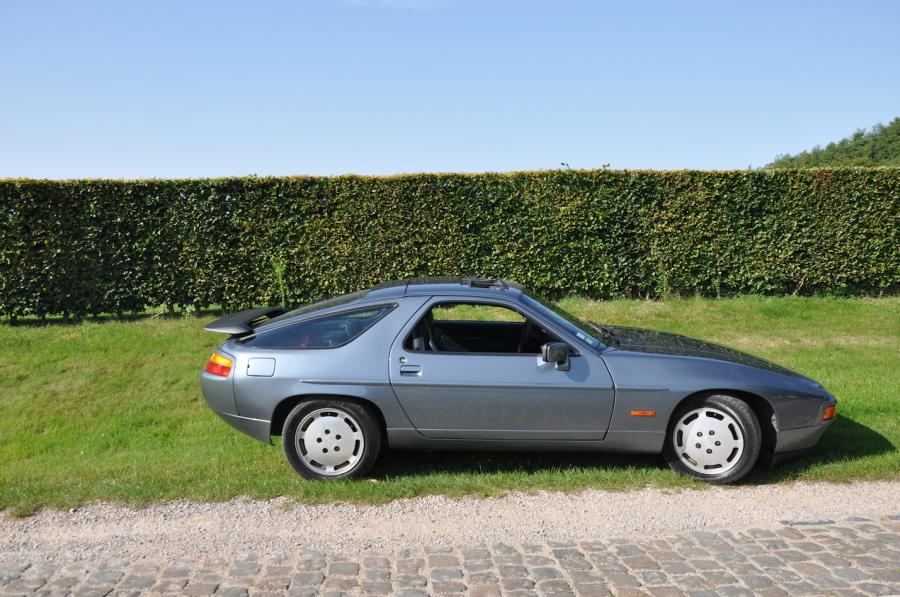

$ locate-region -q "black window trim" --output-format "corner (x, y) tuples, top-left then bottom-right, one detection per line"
(241, 303), (398, 350)
(403, 298), (580, 357)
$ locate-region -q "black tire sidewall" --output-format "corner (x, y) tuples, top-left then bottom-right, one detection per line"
(663, 394), (761, 484)
(282, 399), (382, 481)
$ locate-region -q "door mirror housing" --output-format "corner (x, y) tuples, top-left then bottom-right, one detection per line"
(541, 342), (571, 371)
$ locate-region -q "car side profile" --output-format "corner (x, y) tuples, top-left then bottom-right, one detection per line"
(199, 278), (836, 483)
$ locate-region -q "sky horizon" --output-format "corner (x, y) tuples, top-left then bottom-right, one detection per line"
(2, 0), (898, 179)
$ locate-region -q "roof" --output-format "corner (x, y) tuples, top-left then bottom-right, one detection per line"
(254, 278), (522, 331)
(328, 277), (522, 302)
(404, 277), (522, 297)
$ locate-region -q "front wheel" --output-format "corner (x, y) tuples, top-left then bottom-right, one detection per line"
(282, 399), (382, 480)
(663, 394), (761, 484)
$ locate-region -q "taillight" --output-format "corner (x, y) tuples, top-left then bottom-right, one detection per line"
(204, 352), (234, 377)
(822, 404), (836, 420)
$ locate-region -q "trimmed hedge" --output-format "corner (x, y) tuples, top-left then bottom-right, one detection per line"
(0, 169), (897, 318)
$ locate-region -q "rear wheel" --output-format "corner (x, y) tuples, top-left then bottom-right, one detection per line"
(663, 394), (761, 484)
(282, 399), (382, 480)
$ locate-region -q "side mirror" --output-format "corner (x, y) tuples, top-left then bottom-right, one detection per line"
(541, 342), (571, 371)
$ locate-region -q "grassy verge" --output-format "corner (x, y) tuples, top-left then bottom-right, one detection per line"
(1, 296), (897, 515)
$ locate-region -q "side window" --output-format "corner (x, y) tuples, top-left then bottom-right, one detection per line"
(405, 302), (558, 354)
(431, 304), (525, 323)
(243, 305), (394, 349)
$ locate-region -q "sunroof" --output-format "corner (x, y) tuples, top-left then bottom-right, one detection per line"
(465, 278), (508, 289)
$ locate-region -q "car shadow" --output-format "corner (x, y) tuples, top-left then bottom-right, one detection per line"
(370, 415), (894, 483)
(747, 414), (896, 483)
(371, 448), (667, 478)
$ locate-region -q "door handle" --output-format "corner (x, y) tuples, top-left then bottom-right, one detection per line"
(399, 364), (422, 376)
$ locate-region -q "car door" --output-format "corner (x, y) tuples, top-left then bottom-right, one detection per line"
(388, 298), (615, 440)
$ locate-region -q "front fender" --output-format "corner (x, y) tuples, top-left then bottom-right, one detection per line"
(601, 351), (833, 436)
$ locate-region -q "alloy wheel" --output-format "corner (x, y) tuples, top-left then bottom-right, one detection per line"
(295, 407), (365, 476)
(672, 406), (745, 474)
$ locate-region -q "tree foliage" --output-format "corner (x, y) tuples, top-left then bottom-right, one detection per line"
(768, 118), (900, 168)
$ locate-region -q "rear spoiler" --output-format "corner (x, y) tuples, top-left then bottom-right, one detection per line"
(204, 306), (288, 337)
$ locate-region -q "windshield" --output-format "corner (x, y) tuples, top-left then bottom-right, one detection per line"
(520, 293), (605, 350)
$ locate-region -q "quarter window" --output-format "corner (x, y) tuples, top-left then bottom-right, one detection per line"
(242, 305), (394, 349)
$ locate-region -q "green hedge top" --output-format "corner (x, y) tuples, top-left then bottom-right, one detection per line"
(1, 168), (897, 318)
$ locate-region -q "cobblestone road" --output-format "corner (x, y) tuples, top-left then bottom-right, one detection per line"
(2, 515), (898, 596)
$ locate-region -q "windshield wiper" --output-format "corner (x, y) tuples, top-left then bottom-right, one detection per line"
(588, 323), (620, 348)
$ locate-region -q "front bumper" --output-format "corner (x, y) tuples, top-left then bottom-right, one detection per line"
(756, 418), (833, 468)
(776, 419), (833, 453)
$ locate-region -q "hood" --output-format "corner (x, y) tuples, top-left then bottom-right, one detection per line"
(598, 324), (814, 381)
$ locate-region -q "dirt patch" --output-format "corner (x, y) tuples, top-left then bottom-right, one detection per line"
(1, 481), (898, 562)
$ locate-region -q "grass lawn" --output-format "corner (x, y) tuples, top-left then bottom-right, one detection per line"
(0, 296), (897, 515)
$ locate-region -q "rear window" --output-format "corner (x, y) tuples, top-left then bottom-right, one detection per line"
(241, 305), (395, 349)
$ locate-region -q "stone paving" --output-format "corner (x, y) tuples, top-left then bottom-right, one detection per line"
(1, 516), (899, 596)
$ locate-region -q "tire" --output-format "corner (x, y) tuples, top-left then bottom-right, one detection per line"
(282, 399), (382, 481)
(663, 393), (761, 484)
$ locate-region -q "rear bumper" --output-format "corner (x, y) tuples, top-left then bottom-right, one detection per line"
(200, 366), (270, 443)
(199, 369), (238, 414)
(214, 411), (272, 444)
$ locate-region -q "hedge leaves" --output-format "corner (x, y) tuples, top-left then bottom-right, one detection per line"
(0, 169), (897, 318)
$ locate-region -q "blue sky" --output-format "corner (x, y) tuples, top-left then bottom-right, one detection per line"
(1, 0), (898, 179)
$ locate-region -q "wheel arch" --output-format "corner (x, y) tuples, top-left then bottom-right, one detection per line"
(270, 394), (388, 440)
(670, 389), (777, 457)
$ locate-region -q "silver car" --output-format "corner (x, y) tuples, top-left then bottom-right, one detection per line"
(200, 278), (836, 483)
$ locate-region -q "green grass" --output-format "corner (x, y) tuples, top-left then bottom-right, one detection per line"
(1, 297), (897, 515)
